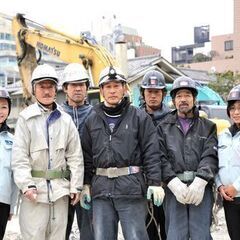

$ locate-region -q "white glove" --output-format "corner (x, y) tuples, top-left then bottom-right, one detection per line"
(167, 177), (188, 204)
(80, 185), (91, 210)
(147, 186), (165, 206)
(185, 177), (208, 206)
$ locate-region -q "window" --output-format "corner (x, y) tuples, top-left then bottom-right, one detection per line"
(11, 98), (17, 107)
(0, 74), (5, 87)
(9, 56), (16, 63)
(5, 33), (11, 40)
(224, 40), (233, 51)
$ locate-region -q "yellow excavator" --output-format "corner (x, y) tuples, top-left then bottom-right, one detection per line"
(12, 13), (117, 104)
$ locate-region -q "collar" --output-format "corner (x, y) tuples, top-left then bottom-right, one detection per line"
(0, 122), (10, 133)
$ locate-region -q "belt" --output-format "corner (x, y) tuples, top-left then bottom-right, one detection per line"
(96, 166), (141, 178)
(31, 169), (70, 180)
(177, 171), (196, 182)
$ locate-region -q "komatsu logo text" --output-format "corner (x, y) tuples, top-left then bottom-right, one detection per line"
(37, 42), (60, 57)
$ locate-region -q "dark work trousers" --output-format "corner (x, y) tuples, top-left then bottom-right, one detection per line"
(0, 202), (10, 240)
(164, 186), (213, 240)
(93, 197), (149, 240)
(223, 198), (240, 240)
(66, 199), (94, 240)
(146, 202), (166, 240)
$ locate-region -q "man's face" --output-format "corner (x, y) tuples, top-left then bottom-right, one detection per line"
(64, 82), (87, 107)
(34, 80), (56, 107)
(100, 81), (126, 107)
(0, 98), (9, 124)
(144, 88), (164, 111)
(229, 100), (240, 126)
(173, 89), (195, 116)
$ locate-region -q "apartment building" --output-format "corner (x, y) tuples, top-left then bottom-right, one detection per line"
(186, 0), (240, 73)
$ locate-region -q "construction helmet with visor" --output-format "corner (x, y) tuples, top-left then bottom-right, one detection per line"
(170, 76), (198, 99)
(141, 70), (166, 90)
(62, 63), (90, 88)
(99, 66), (126, 87)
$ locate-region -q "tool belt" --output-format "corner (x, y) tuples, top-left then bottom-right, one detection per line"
(31, 169), (70, 180)
(96, 166), (141, 178)
(177, 171), (196, 183)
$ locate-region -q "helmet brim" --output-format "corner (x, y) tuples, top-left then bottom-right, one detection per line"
(33, 77), (58, 85)
(170, 87), (198, 98)
(99, 77), (126, 87)
(141, 86), (166, 90)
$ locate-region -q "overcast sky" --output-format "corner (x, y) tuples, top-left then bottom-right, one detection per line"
(1, 0), (234, 61)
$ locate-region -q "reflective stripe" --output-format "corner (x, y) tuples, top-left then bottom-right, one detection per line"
(96, 166), (141, 178)
(31, 169), (70, 180)
(177, 171), (196, 182)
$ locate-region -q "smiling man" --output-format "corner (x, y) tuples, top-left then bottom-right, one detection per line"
(157, 76), (218, 239)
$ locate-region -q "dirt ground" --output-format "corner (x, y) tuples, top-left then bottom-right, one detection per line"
(4, 207), (230, 240)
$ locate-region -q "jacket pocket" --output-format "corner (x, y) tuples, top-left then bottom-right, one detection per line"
(2, 140), (13, 169)
(90, 127), (106, 153)
(218, 145), (233, 167)
(30, 142), (48, 167)
(54, 137), (66, 161)
(4, 139), (13, 150)
(114, 173), (146, 196)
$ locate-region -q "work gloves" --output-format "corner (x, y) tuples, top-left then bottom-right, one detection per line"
(147, 186), (165, 206)
(167, 177), (188, 205)
(80, 184), (91, 210)
(168, 176), (208, 206)
(185, 177), (208, 206)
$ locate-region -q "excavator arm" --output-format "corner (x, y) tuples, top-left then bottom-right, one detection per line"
(12, 14), (117, 102)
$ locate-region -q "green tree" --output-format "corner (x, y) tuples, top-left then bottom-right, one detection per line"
(192, 53), (211, 63)
(208, 71), (240, 100)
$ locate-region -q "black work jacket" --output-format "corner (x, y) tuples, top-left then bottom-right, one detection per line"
(157, 108), (218, 184)
(82, 103), (161, 199)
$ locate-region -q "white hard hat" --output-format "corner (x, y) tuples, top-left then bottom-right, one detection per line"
(99, 66), (126, 87)
(31, 64), (58, 85)
(62, 63), (89, 86)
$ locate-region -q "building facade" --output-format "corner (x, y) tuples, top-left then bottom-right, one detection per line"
(184, 0), (240, 73)
(172, 25), (210, 65)
(102, 25), (161, 59)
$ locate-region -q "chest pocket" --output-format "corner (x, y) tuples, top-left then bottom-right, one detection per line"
(4, 139), (13, 150)
(30, 140), (48, 167)
(1, 139), (13, 169)
(218, 144), (228, 167)
(90, 126), (105, 152)
(54, 136), (66, 162)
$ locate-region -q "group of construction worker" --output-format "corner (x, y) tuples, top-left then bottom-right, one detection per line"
(1, 61), (240, 240)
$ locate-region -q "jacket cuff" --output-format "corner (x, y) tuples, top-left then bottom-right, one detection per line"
(195, 174), (209, 183)
(22, 185), (37, 194)
(10, 204), (15, 214)
(83, 176), (92, 185)
(233, 181), (240, 192)
(70, 188), (78, 194)
(147, 180), (161, 186)
(164, 176), (176, 185)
